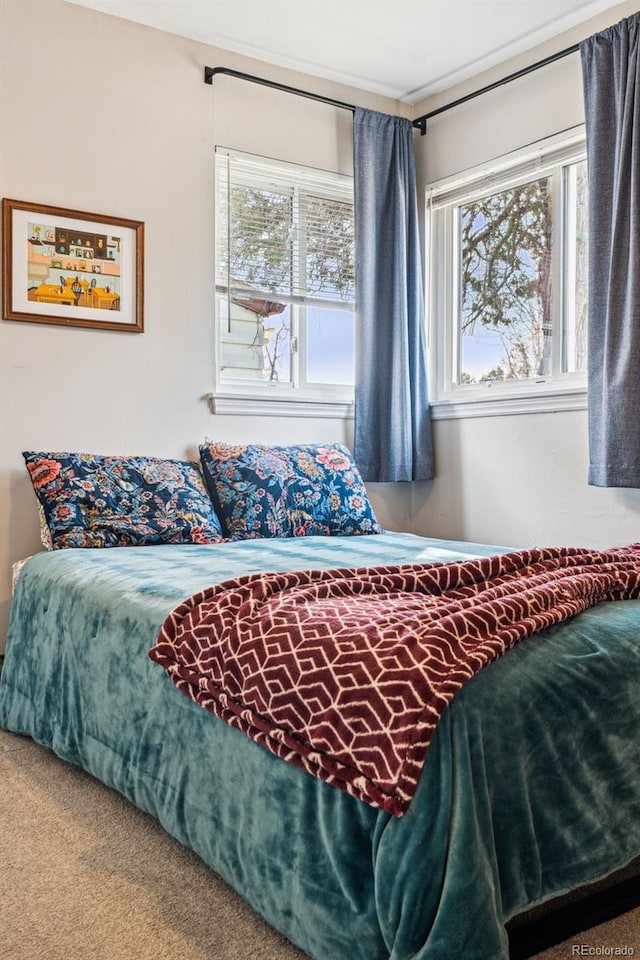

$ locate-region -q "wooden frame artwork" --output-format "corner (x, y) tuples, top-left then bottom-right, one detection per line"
(2, 198), (144, 332)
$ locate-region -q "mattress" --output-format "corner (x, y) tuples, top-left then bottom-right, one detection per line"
(1, 531), (639, 960)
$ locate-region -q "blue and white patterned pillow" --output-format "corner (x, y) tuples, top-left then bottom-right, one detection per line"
(199, 440), (381, 540)
(23, 451), (224, 549)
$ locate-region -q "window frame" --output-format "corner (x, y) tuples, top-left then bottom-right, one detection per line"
(425, 127), (588, 420)
(213, 148), (356, 417)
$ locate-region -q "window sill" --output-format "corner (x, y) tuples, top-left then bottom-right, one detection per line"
(430, 388), (587, 420)
(208, 392), (354, 419)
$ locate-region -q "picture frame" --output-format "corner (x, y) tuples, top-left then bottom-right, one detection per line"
(2, 198), (144, 332)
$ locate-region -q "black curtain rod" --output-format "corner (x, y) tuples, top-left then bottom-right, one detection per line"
(412, 41), (579, 133)
(204, 66), (357, 114)
(205, 42), (580, 136)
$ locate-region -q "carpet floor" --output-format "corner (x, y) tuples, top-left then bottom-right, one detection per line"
(0, 728), (637, 960)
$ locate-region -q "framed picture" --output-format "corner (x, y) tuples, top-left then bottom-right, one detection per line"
(2, 198), (144, 332)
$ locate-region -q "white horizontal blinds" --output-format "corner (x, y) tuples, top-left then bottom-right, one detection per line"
(427, 131), (586, 211)
(304, 193), (355, 304)
(216, 148), (355, 309)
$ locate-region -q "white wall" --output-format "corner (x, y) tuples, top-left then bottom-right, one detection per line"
(2, 0), (638, 650)
(0, 0), (411, 646)
(411, 0), (640, 550)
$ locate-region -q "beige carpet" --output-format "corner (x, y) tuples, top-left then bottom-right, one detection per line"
(1, 728), (638, 960)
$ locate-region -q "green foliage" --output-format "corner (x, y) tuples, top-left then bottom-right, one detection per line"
(220, 186), (354, 302)
(479, 365), (506, 382)
(305, 195), (355, 301)
(461, 178), (552, 333)
(460, 177), (553, 380)
(224, 186), (292, 293)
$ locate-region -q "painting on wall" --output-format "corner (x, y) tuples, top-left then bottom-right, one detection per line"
(2, 199), (144, 332)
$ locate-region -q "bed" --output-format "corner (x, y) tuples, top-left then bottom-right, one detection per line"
(1, 530), (639, 960)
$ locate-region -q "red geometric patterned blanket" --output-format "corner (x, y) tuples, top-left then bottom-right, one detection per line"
(149, 543), (640, 815)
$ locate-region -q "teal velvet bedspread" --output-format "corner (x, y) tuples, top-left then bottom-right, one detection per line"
(1, 532), (639, 960)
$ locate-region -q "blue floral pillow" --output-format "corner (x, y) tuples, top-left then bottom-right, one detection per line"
(23, 451), (224, 549)
(199, 440), (381, 540)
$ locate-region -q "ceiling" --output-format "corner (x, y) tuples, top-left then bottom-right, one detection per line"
(66, 0), (623, 102)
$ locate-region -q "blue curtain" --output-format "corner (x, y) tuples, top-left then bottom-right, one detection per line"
(353, 108), (434, 482)
(580, 13), (640, 487)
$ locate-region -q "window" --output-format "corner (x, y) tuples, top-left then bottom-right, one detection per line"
(214, 149), (355, 414)
(426, 129), (588, 417)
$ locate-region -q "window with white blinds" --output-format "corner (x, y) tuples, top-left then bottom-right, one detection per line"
(214, 148), (356, 411)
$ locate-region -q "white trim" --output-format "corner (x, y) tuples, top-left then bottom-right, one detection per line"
(215, 149), (355, 403)
(430, 388), (587, 420)
(217, 284), (354, 312)
(404, 1), (621, 102)
(208, 392), (354, 419)
(209, 389), (587, 422)
(215, 147), (354, 203)
(427, 126), (585, 208)
(426, 126), (588, 411)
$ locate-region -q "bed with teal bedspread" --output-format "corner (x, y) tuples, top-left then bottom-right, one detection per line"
(1, 531), (639, 960)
